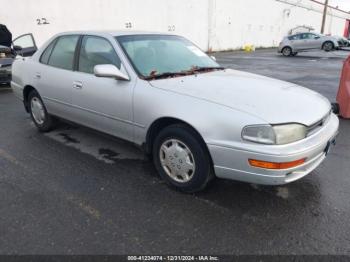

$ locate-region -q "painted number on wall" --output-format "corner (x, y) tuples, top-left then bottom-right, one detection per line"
(125, 22), (133, 29)
(168, 25), (176, 32)
(37, 18), (50, 25)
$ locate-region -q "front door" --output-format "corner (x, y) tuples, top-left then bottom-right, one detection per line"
(12, 33), (37, 57)
(69, 35), (134, 142)
(299, 33), (321, 50)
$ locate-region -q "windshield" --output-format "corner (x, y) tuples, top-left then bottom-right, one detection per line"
(116, 35), (221, 79)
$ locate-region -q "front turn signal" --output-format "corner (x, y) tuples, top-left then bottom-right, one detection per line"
(248, 158), (306, 170)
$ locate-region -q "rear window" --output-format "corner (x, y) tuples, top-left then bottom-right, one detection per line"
(288, 34), (300, 41)
(47, 35), (79, 71)
(40, 39), (57, 64)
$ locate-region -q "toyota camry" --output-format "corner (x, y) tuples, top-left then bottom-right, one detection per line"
(11, 31), (339, 192)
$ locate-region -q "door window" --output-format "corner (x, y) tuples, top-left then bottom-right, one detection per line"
(78, 36), (121, 74)
(13, 34), (36, 49)
(300, 33), (313, 40)
(48, 35), (79, 70)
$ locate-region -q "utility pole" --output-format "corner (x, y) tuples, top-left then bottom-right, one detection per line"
(321, 0), (329, 34)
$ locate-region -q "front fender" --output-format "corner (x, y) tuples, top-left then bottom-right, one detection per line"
(133, 81), (267, 148)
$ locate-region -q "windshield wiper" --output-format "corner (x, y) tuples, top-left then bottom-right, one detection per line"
(143, 67), (226, 80)
(144, 72), (187, 80)
(191, 66), (226, 72)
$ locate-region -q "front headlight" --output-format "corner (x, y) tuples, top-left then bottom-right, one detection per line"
(242, 125), (276, 145)
(273, 124), (307, 145)
(242, 124), (307, 145)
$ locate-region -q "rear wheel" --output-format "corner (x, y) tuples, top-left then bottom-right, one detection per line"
(282, 47), (292, 57)
(323, 41), (334, 52)
(153, 124), (214, 193)
(28, 90), (55, 132)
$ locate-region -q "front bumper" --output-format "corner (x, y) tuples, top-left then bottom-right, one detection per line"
(208, 113), (339, 185)
(0, 67), (11, 85)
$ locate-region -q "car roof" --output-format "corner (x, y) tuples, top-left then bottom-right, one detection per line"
(55, 30), (172, 37)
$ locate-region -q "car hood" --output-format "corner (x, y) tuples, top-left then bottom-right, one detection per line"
(149, 69), (331, 126)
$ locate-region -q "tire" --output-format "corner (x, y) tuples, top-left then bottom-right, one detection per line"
(323, 41), (334, 52)
(153, 124), (214, 193)
(282, 47), (292, 57)
(28, 90), (55, 132)
(331, 103), (340, 115)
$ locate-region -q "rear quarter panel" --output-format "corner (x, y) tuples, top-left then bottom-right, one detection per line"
(11, 57), (38, 100)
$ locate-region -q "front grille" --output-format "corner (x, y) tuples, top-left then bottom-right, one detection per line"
(338, 40), (348, 47)
(306, 111), (331, 136)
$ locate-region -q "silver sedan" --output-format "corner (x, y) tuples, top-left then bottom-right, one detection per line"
(11, 31), (339, 192)
(278, 32), (339, 56)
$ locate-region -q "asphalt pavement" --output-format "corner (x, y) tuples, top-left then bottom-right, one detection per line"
(0, 49), (349, 255)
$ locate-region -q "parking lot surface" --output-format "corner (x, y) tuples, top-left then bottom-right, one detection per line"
(0, 49), (350, 255)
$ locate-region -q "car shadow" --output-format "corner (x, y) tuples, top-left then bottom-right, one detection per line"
(49, 120), (323, 219)
(193, 173), (322, 216)
(277, 53), (348, 60)
(0, 85), (12, 92)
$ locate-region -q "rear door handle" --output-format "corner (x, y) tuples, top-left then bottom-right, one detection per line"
(73, 81), (83, 89)
(35, 73), (41, 79)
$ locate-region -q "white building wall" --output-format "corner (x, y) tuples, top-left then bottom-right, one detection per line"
(1, 0), (349, 51)
(209, 0), (350, 50)
(1, 0), (210, 49)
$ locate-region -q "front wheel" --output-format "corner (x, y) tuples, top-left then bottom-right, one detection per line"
(28, 90), (56, 132)
(153, 124), (214, 193)
(323, 41), (334, 52)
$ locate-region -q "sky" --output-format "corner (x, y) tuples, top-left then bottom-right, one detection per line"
(329, 0), (350, 11)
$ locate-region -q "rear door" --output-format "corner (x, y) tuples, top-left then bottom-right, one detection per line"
(12, 33), (37, 57)
(35, 35), (80, 118)
(288, 34), (302, 50)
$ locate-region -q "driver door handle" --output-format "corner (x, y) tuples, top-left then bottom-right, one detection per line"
(73, 81), (83, 89)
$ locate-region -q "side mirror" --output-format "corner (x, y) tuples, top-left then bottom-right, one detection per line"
(211, 56), (217, 61)
(314, 36), (320, 39)
(94, 64), (130, 81)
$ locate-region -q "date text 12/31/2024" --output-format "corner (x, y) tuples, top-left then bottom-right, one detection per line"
(127, 256), (219, 261)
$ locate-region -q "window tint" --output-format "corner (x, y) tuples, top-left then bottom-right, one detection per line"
(78, 36), (121, 74)
(48, 35), (79, 70)
(40, 39), (56, 64)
